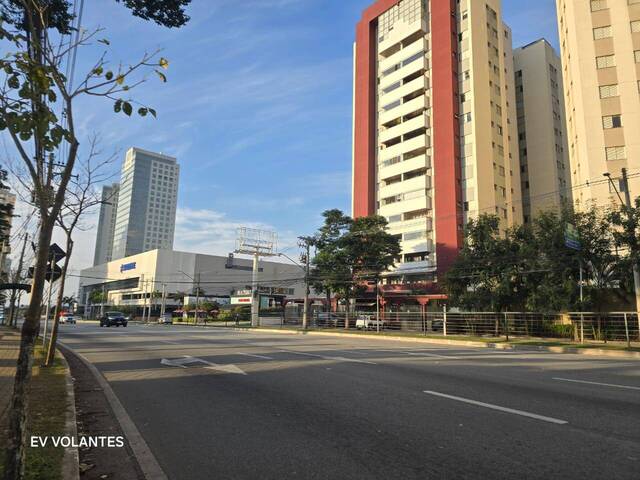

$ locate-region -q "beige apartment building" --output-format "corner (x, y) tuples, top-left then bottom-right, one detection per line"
(514, 39), (571, 222)
(353, 0), (522, 286)
(557, 0), (640, 208)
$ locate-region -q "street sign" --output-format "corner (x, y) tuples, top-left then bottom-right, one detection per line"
(565, 224), (581, 250)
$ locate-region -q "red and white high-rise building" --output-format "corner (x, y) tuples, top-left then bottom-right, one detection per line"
(353, 0), (523, 288)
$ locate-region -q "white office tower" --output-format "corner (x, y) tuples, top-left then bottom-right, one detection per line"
(111, 148), (180, 261)
(93, 183), (120, 266)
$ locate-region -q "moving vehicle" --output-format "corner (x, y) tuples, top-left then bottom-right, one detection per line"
(100, 311), (128, 328)
(355, 315), (385, 330)
(59, 313), (76, 325)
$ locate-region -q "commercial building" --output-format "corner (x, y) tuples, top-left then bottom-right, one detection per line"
(93, 183), (119, 266)
(557, 0), (640, 208)
(78, 249), (305, 314)
(353, 0), (522, 288)
(111, 148), (179, 261)
(514, 39), (571, 222)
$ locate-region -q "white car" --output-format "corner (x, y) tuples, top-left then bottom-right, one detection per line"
(355, 315), (384, 330)
(59, 314), (76, 325)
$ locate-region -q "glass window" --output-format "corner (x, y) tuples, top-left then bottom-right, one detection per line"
(596, 55), (615, 69)
(605, 146), (626, 161)
(593, 26), (612, 40)
(599, 84), (618, 98)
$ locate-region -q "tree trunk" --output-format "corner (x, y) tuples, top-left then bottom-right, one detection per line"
(45, 236), (73, 367)
(3, 215), (54, 480)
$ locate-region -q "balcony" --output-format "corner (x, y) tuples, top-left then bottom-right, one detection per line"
(379, 94), (430, 126)
(379, 37), (428, 75)
(379, 110), (428, 144)
(379, 18), (426, 56)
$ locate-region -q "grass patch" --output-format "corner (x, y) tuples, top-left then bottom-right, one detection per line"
(22, 345), (68, 480)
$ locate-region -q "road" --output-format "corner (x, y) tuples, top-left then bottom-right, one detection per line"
(59, 323), (640, 480)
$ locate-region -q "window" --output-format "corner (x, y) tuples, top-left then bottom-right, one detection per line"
(599, 84), (618, 98)
(635, 51), (640, 63)
(632, 21), (640, 34)
(593, 26), (612, 39)
(591, 0), (607, 11)
(596, 55), (615, 69)
(602, 115), (622, 129)
(403, 230), (427, 241)
(606, 146), (626, 161)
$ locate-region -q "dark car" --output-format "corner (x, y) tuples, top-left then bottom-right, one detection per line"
(100, 311), (128, 328)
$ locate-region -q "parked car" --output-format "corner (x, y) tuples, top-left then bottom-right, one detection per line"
(100, 311), (128, 327)
(356, 315), (385, 330)
(59, 313), (76, 325)
(158, 312), (173, 324)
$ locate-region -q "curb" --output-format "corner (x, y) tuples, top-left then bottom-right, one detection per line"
(59, 344), (168, 480)
(58, 352), (80, 480)
(230, 327), (640, 360)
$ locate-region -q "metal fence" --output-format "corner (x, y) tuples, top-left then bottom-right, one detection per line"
(280, 311), (640, 348)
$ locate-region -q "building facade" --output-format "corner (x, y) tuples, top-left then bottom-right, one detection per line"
(514, 39), (571, 222)
(353, 0), (522, 286)
(93, 183), (119, 266)
(111, 148), (179, 261)
(78, 249), (306, 311)
(0, 188), (16, 281)
(557, 0), (640, 208)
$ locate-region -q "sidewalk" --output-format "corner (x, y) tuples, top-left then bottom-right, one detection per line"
(0, 327), (19, 422)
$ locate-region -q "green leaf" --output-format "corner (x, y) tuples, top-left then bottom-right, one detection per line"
(138, 107), (148, 117)
(115, 75), (124, 85)
(98, 39), (111, 45)
(155, 70), (167, 82)
(105, 71), (113, 81)
(114, 99), (122, 113)
(148, 108), (157, 118)
(7, 75), (19, 89)
(122, 102), (132, 116)
(47, 90), (57, 102)
(93, 66), (104, 76)
(159, 57), (169, 69)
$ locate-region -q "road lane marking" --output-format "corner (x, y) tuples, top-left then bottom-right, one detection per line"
(553, 377), (640, 391)
(377, 349), (458, 359)
(238, 353), (273, 360)
(161, 356), (247, 375)
(282, 350), (377, 365)
(423, 391), (568, 425)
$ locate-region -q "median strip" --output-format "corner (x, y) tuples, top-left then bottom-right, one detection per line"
(423, 390), (568, 425)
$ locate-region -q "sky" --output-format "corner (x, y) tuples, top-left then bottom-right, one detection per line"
(5, 0), (560, 294)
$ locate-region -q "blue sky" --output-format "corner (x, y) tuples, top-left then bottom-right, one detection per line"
(21, 0), (560, 274)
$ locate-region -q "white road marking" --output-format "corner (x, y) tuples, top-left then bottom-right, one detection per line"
(160, 356), (246, 375)
(553, 377), (640, 391)
(282, 350), (377, 365)
(423, 390), (568, 425)
(377, 349), (458, 359)
(238, 352), (273, 360)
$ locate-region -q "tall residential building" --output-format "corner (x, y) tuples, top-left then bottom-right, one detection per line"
(353, 0), (522, 285)
(514, 39), (571, 222)
(93, 183), (120, 266)
(557, 0), (640, 208)
(0, 188), (16, 280)
(111, 148), (179, 261)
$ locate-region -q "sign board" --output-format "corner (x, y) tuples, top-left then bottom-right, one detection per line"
(231, 296), (252, 305)
(120, 262), (137, 273)
(565, 224), (581, 250)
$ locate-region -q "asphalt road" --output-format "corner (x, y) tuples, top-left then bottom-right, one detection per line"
(59, 323), (640, 480)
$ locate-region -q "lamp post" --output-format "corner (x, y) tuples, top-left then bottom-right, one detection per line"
(179, 270), (200, 323)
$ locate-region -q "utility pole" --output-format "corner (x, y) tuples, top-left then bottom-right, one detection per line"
(100, 283), (106, 317)
(620, 168), (640, 322)
(8, 233), (28, 327)
(251, 253), (259, 327)
(195, 272), (200, 323)
(161, 283), (166, 317)
(299, 238), (311, 329)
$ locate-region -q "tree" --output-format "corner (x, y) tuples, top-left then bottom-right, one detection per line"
(310, 210), (400, 327)
(45, 137), (117, 366)
(1, 2), (189, 475)
(311, 209), (352, 312)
